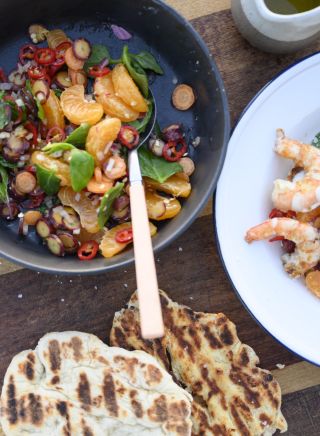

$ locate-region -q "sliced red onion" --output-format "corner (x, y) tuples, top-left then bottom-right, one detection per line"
(0, 83), (13, 91)
(99, 57), (109, 69)
(111, 24), (132, 40)
(111, 206), (130, 223)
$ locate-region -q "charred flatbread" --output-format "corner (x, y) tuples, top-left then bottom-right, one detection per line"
(110, 291), (288, 436)
(0, 331), (192, 435)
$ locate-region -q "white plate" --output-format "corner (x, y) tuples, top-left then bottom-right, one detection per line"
(216, 53), (320, 365)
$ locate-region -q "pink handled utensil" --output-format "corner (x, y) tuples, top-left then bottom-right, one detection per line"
(128, 93), (164, 339)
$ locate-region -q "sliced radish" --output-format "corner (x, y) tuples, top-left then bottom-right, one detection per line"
(57, 231), (80, 254)
(55, 70), (72, 89)
(73, 38), (91, 61)
(46, 234), (65, 256)
(32, 80), (50, 102)
(36, 218), (53, 238)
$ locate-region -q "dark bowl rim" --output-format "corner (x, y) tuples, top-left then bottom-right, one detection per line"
(214, 50), (320, 367)
(0, 0), (230, 275)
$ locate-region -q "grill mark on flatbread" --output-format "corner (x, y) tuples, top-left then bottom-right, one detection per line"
(56, 401), (67, 417)
(24, 361), (34, 380)
(202, 325), (222, 349)
(148, 395), (168, 422)
(70, 336), (83, 362)
(112, 327), (134, 350)
(113, 355), (138, 381)
(229, 367), (260, 408)
(18, 398), (26, 421)
(51, 375), (60, 385)
(146, 364), (163, 385)
(130, 390), (144, 418)
(28, 393), (43, 424)
(111, 290), (288, 436)
(6, 376), (18, 424)
(48, 340), (61, 372)
(81, 419), (94, 436)
(102, 373), (118, 417)
(78, 373), (92, 411)
(230, 403), (250, 436)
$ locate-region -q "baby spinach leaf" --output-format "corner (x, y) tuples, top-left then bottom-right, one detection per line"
(312, 132), (320, 149)
(54, 89), (62, 98)
(0, 156), (17, 169)
(122, 46), (149, 98)
(128, 101), (153, 133)
(70, 149), (94, 192)
(43, 142), (75, 155)
(84, 44), (111, 73)
(98, 182), (124, 229)
(66, 123), (90, 148)
(35, 164), (61, 195)
(0, 165), (9, 203)
(138, 147), (182, 183)
(133, 51), (163, 75)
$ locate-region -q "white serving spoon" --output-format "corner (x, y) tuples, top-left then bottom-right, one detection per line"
(128, 93), (164, 339)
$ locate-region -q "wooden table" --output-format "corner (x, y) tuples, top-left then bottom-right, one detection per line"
(1, 1), (320, 433)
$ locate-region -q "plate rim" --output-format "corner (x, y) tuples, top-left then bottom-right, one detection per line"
(214, 51), (320, 367)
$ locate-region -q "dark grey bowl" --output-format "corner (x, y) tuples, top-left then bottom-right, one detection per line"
(0, 0), (230, 274)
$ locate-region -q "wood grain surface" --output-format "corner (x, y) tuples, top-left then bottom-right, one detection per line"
(0, 1), (319, 434)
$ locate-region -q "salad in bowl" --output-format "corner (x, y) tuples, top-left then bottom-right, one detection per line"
(0, 25), (196, 261)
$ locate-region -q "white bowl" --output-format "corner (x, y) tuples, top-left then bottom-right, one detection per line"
(216, 52), (320, 365)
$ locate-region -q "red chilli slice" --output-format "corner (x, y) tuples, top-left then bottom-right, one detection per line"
(115, 228), (133, 243)
(77, 240), (99, 261)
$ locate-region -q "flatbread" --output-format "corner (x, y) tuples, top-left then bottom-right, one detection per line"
(0, 331), (192, 435)
(110, 291), (288, 436)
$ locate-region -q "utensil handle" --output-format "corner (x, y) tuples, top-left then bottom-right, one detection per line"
(129, 183), (164, 339)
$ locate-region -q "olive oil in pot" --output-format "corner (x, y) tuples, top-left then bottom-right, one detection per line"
(265, 0), (320, 14)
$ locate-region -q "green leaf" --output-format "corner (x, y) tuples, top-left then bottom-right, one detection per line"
(43, 142), (75, 155)
(70, 149), (94, 192)
(98, 182), (124, 229)
(312, 132), (320, 149)
(26, 80), (46, 122)
(0, 103), (9, 129)
(0, 156), (17, 169)
(84, 44), (111, 73)
(35, 97), (46, 122)
(138, 147), (182, 183)
(133, 51), (164, 75)
(54, 89), (62, 98)
(35, 164), (61, 196)
(122, 46), (149, 98)
(0, 165), (9, 203)
(66, 123), (90, 148)
(128, 101), (153, 133)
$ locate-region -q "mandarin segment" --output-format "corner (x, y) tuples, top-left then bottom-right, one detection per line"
(58, 187), (100, 233)
(112, 64), (148, 113)
(85, 117), (121, 165)
(42, 90), (65, 129)
(94, 75), (140, 122)
(100, 222), (157, 258)
(144, 175), (191, 198)
(31, 151), (71, 186)
(60, 85), (103, 125)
